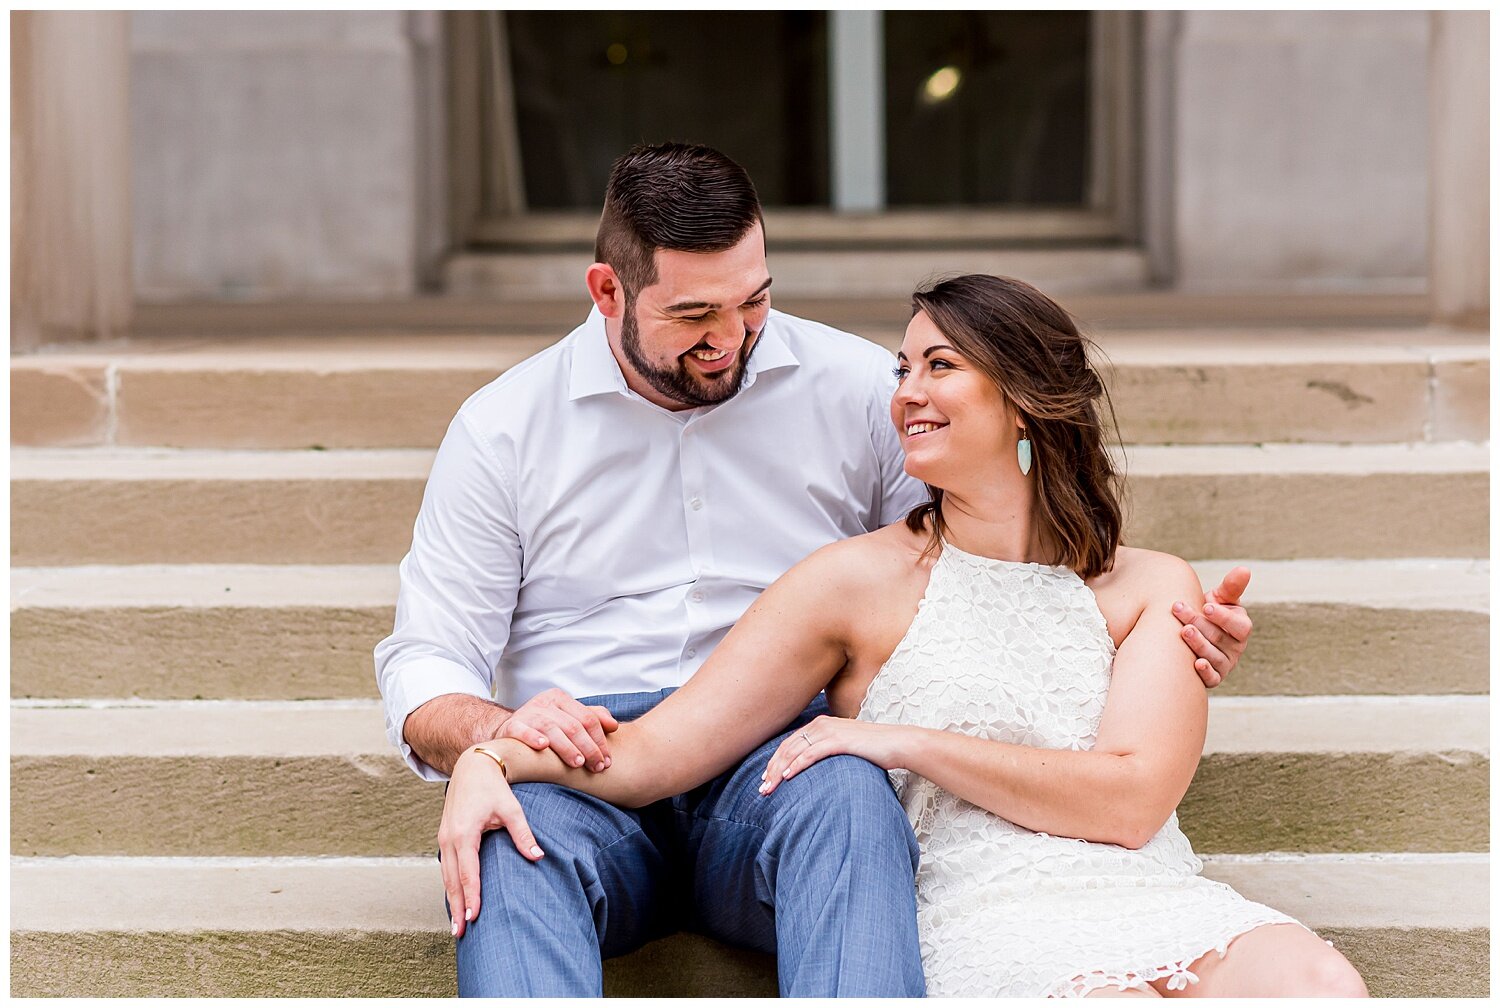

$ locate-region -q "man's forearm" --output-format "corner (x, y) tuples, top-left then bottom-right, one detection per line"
(404, 693), (513, 776)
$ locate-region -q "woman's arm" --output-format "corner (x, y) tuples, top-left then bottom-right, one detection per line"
(762, 552), (1207, 850)
(438, 541), (865, 935)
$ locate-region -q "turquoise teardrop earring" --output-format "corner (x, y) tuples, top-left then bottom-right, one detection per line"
(1017, 426), (1033, 475)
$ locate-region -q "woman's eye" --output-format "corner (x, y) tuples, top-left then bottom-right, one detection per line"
(892, 366), (909, 380)
(929, 358), (953, 371)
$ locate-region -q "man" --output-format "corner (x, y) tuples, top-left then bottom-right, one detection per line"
(375, 143), (1251, 997)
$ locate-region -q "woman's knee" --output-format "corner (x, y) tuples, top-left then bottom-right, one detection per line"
(1295, 949), (1367, 998)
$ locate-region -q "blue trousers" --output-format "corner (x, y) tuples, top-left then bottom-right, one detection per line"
(453, 689), (925, 996)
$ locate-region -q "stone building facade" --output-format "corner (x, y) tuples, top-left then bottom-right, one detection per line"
(11, 10), (1488, 349)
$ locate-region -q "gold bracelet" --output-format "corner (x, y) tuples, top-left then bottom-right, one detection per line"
(471, 745), (509, 781)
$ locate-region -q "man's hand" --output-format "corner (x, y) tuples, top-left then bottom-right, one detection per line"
(500, 687), (620, 772)
(438, 746), (543, 939)
(1173, 566), (1253, 688)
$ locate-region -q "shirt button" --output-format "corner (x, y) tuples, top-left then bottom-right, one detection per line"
(690, 591), (704, 603)
(690, 497), (703, 511)
(686, 648), (698, 659)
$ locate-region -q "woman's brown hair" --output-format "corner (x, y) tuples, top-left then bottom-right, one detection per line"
(904, 274), (1124, 579)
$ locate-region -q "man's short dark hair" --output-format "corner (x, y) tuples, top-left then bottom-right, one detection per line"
(594, 143), (764, 298)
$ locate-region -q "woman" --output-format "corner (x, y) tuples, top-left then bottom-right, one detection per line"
(441, 275), (1367, 997)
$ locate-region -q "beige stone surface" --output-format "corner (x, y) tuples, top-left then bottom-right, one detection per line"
(1121, 443), (1488, 559)
(1173, 12), (1429, 289)
(8, 854), (1487, 996)
(9, 698), (1488, 856)
(11, 449), (428, 565)
(445, 247), (1150, 300)
(11, 12), (133, 350)
(1103, 359), (1428, 444)
(12, 443), (1489, 564)
(15, 328), (1483, 449)
(1432, 355), (1490, 441)
(10, 364), (110, 446)
(12, 559), (1486, 699)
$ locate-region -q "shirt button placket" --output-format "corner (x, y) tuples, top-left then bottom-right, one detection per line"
(680, 420), (711, 666)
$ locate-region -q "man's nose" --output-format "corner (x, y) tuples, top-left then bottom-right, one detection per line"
(705, 312), (747, 348)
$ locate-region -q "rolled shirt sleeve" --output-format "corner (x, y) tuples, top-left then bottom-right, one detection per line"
(374, 412), (523, 780)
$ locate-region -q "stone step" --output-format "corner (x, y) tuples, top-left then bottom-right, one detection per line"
(10, 697), (1487, 858)
(11, 559), (1488, 700)
(9, 853), (1488, 997)
(11, 443), (1488, 565)
(12, 327), (1486, 449)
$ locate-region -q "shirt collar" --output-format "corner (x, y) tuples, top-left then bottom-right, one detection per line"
(567, 306), (801, 403)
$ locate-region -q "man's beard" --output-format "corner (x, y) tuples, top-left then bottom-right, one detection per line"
(620, 301), (758, 408)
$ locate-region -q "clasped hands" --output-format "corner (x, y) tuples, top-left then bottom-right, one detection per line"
(438, 572), (1253, 937)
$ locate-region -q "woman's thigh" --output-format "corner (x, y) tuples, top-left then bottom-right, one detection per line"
(1153, 923), (1367, 998)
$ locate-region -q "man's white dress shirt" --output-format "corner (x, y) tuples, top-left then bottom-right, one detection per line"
(375, 308), (926, 779)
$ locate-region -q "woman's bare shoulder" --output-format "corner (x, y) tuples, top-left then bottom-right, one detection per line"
(795, 522), (927, 588)
(1089, 547), (1202, 642)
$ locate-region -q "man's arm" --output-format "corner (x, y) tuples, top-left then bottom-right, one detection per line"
(375, 413), (618, 779)
(405, 690), (620, 778)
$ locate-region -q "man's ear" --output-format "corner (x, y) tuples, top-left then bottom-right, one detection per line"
(586, 263), (626, 318)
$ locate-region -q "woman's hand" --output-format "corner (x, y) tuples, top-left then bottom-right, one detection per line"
(759, 715), (907, 796)
(437, 745), (545, 939)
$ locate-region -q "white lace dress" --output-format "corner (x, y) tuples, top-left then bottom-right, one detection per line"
(857, 543), (1303, 997)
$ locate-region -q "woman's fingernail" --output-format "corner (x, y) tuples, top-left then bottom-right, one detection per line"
(782, 768), (792, 778)
(530, 846), (544, 858)
(537, 736), (547, 746)
(1204, 604), (1216, 614)
(465, 908), (473, 921)
(451, 922), (460, 937)
(573, 755), (584, 766)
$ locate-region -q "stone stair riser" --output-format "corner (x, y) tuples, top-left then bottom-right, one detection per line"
(11, 751), (1487, 857)
(11, 605), (387, 699)
(1125, 471), (1487, 560)
(10, 601), (1487, 700)
(11, 477), (423, 566)
(11, 469), (1486, 565)
(12, 355), (1488, 450)
(7, 924), (1485, 998)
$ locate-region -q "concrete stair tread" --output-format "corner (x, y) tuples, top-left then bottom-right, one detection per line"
(11, 695), (1489, 757)
(14, 323), (1488, 449)
(11, 852), (1487, 933)
(12, 446), (432, 479)
(13, 325), (1488, 367)
(11, 853), (1487, 996)
(14, 440), (1490, 477)
(13, 557), (1489, 611)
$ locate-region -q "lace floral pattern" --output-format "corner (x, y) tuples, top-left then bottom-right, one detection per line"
(858, 544), (1300, 997)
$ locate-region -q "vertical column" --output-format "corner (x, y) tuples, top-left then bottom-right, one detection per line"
(830, 11), (885, 212)
(11, 11), (133, 351)
(1429, 11), (1488, 327)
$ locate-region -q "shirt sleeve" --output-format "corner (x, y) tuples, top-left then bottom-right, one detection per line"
(374, 411), (523, 781)
(867, 347), (929, 527)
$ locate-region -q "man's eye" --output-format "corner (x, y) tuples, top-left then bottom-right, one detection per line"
(744, 296), (769, 309)
(681, 313), (710, 323)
